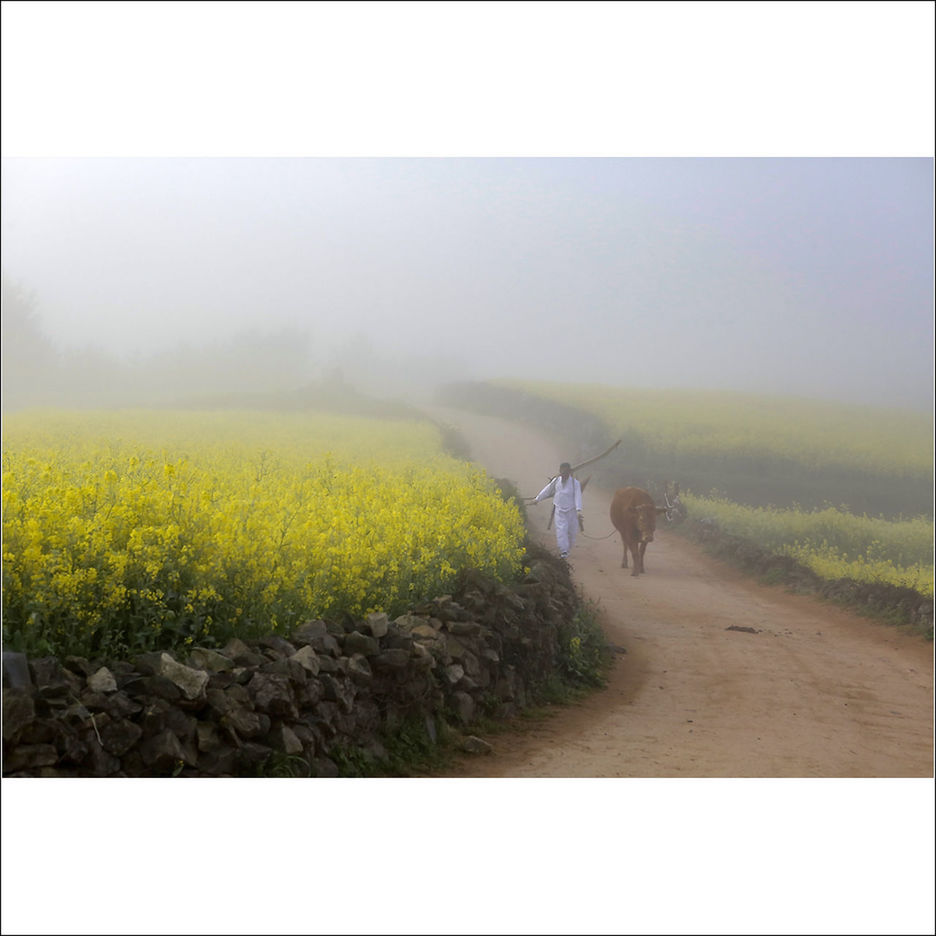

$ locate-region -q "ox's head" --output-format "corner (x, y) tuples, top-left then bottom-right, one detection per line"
(629, 502), (669, 543)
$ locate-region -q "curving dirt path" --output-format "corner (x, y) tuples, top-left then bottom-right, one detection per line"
(426, 406), (934, 778)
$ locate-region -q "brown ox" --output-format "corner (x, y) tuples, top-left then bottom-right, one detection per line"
(609, 486), (668, 576)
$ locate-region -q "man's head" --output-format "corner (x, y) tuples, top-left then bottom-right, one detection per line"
(559, 462), (571, 480)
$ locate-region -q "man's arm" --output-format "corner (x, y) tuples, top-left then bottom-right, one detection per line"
(533, 478), (556, 504)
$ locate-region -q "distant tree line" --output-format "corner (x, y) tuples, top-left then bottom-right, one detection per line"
(1, 275), (312, 411)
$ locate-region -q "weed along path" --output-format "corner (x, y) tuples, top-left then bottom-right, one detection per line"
(425, 406), (934, 778)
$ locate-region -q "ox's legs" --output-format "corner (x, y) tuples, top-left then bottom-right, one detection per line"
(621, 537), (629, 568)
(627, 536), (641, 575)
(637, 540), (647, 575)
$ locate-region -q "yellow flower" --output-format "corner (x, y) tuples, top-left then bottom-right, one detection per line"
(2, 408), (527, 656)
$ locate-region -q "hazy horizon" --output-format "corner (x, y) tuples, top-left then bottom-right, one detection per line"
(2, 157), (933, 412)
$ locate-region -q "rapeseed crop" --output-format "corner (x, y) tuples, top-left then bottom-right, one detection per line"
(507, 380), (932, 479)
(2, 409), (526, 658)
(684, 494), (933, 597)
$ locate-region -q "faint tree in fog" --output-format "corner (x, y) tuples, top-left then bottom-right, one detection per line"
(1, 274), (63, 409)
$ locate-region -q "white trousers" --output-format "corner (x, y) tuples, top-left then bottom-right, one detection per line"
(554, 508), (577, 557)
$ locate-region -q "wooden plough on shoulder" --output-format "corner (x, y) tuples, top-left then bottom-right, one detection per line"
(530, 438), (623, 530)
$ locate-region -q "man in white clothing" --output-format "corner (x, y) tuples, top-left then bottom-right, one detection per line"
(531, 462), (584, 559)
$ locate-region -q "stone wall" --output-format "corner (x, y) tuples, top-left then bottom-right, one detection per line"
(686, 517), (934, 635)
(2, 543), (580, 777)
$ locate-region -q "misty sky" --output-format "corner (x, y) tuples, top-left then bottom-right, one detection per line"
(1, 156), (932, 409)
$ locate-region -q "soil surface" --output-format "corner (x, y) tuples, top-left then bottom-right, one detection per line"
(426, 406), (934, 778)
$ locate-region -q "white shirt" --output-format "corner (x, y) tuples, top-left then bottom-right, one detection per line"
(535, 475), (582, 512)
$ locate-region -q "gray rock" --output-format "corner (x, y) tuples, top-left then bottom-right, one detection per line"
(133, 651), (167, 675)
(347, 653), (373, 685)
(259, 658), (308, 684)
(295, 677), (323, 709)
(140, 729), (190, 770)
(462, 651), (481, 677)
(313, 701), (340, 734)
(87, 667), (118, 694)
(472, 668), (491, 690)
(247, 672), (298, 719)
(206, 687), (233, 716)
(319, 674), (355, 713)
(410, 643), (435, 669)
(494, 673), (516, 701)
(223, 638), (264, 667)
(58, 729), (90, 765)
(343, 631), (380, 657)
(28, 657), (64, 687)
(140, 700), (196, 744)
(2, 652), (33, 690)
(236, 742), (274, 772)
(383, 632), (414, 653)
(289, 645), (321, 675)
(2, 688), (36, 743)
(79, 690), (113, 711)
(308, 633), (342, 657)
(188, 648), (234, 672)
(362, 612), (390, 639)
(197, 747), (238, 776)
(447, 620), (483, 638)
(158, 653), (209, 700)
(392, 613), (423, 633)
(226, 684), (251, 706)
(30, 657), (82, 699)
(207, 671), (236, 690)
(290, 723), (317, 757)
(84, 741), (122, 777)
(268, 723), (303, 755)
(444, 664), (465, 685)
(197, 721), (224, 753)
(63, 656), (95, 677)
(20, 716), (58, 745)
(125, 675), (182, 702)
(259, 634), (297, 657)
(503, 592), (526, 612)
(62, 701), (92, 727)
(410, 622), (443, 641)
(371, 649), (410, 670)
(3, 743), (59, 772)
(314, 654), (340, 673)
(445, 634), (468, 660)
(221, 705), (264, 740)
(451, 691), (476, 725)
(291, 619), (328, 645)
(100, 718), (143, 757)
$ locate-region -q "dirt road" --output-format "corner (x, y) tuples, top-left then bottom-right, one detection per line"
(427, 407), (934, 778)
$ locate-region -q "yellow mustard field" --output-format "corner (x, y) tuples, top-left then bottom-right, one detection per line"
(683, 494), (934, 596)
(506, 380), (932, 479)
(2, 409), (527, 658)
